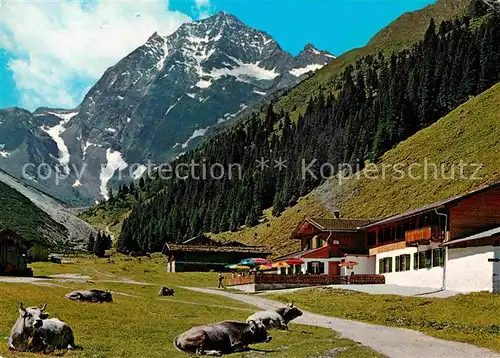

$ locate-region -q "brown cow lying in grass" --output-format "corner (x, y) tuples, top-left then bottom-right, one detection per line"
(174, 320), (271, 356)
(65, 289), (113, 303)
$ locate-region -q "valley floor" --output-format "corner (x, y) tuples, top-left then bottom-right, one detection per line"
(186, 287), (500, 358)
(0, 255), (380, 358)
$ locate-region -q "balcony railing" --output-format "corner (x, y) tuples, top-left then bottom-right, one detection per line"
(405, 226), (442, 244)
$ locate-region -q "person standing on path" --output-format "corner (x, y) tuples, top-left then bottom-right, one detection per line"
(217, 272), (225, 289)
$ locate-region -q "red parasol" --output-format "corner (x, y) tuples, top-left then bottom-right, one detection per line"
(286, 258), (305, 265)
(338, 260), (359, 267)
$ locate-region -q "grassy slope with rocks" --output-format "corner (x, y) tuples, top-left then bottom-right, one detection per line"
(0, 181), (67, 246)
(219, 83), (500, 257)
(0, 169), (95, 249)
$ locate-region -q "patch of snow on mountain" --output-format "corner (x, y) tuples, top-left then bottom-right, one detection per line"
(165, 96), (183, 116)
(253, 89), (266, 96)
(132, 164), (148, 180)
(126, 117), (131, 123)
(72, 180), (82, 187)
(41, 111), (78, 175)
(105, 128), (117, 133)
(99, 149), (128, 199)
(289, 63), (325, 77)
(172, 143), (181, 149)
(325, 53), (336, 59)
(156, 38), (170, 71)
(186, 93), (197, 99)
(209, 57), (279, 81)
(310, 48), (321, 55)
(117, 96), (124, 100)
(182, 127), (209, 148)
(196, 78), (212, 88)
(0, 150), (10, 158)
(82, 141), (100, 160)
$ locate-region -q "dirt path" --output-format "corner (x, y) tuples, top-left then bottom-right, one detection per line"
(184, 287), (500, 358)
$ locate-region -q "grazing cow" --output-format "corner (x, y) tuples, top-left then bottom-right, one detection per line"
(65, 289), (113, 303)
(31, 317), (75, 353)
(8, 302), (49, 351)
(174, 320), (272, 356)
(246, 303), (303, 330)
(158, 287), (175, 296)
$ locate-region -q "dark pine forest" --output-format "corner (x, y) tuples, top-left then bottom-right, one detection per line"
(116, 5), (500, 253)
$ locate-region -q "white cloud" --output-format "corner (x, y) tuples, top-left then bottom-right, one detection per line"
(194, 0), (212, 20)
(1, 0), (192, 110)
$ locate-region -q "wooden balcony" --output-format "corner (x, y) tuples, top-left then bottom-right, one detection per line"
(405, 226), (442, 245)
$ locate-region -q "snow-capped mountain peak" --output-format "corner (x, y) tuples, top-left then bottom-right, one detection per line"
(0, 12), (335, 203)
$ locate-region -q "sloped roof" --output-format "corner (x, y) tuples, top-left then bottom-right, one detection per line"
(309, 218), (374, 231)
(362, 182), (500, 229)
(163, 243), (271, 255)
(442, 226), (500, 247)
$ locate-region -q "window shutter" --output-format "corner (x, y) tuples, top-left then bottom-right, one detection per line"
(379, 259), (384, 274)
(319, 262), (325, 274)
(406, 254), (411, 271)
(414, 253), (418, 270)
(395, 256), (400, 272)
(388, 257), (393, 272)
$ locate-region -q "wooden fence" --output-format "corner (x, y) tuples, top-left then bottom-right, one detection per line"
(228, 274), (385, 287)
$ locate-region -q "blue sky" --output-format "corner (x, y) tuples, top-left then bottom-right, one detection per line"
(0, 0), (435, 110)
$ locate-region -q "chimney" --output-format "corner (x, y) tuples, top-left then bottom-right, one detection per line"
(333, 209), (340, 219)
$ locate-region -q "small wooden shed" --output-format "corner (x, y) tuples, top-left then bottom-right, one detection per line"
(0, 229), (33, 276)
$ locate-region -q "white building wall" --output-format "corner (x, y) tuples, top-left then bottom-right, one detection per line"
(446, 246), (495, 293)
(341, 255), (376, 276)
(376, 243), (444, 289)
(300, 258), (342, 275)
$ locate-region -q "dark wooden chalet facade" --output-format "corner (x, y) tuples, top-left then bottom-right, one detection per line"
(365, 182), (500, 256)
(162, 235), (270, 272)
(0, 229), (33, 276)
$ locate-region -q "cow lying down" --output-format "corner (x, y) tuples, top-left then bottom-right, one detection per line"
(8, 302), (75, 353)
(158, 286), (175, 296)
(65, 289), (113, 303)
(246, 303), (303, 330)
(174, 320), (272, 356)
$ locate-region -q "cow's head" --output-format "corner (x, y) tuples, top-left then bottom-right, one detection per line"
(102, 290), (113, 302)
(18, 302), (49, 331)
(277, 302), (303, 323)
(246, 320), (272, 344)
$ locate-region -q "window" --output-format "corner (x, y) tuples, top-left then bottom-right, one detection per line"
(379, 257), (393, 273)
(432, 248), (445, 267)
(395, 254), (411, 272)
(306, 239), (312, 250)
(308, 261), (325, 274)
(417, 250), (432, 269)
(316, 236), (323, 248)
(396, 254), (411, 272)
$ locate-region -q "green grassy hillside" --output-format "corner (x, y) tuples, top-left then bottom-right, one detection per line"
(0, 181), (67, 246)
(274, 0), (468, 119)
(225, 83), (500, 256)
